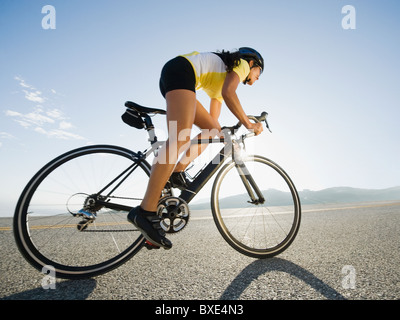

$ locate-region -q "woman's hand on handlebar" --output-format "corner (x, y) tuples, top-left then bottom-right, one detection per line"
(246, 122), (263, 136)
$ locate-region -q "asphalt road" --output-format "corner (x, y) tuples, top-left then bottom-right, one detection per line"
(1, 201), (400, 301)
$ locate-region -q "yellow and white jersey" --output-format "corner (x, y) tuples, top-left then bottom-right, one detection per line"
(181, 51), (250, 103)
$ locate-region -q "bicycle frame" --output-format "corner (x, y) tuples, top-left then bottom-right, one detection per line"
(139, 127), (234, 204)
(95, 118), (264, 212)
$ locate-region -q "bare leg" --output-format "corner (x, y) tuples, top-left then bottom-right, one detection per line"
(174, 100), (222, 172)
(140, 89), (196, 212)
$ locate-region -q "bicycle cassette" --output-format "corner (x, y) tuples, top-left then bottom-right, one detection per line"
(157, 196), (190, 234)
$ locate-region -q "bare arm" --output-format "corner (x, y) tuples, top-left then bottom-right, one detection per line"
(222, 72), (263, 135)
(222, 72), (252, 128)
(210, 98), (222, 120)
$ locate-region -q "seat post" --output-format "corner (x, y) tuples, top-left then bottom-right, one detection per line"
(144, 115), (158, 144)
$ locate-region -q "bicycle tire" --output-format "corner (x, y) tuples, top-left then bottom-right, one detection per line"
(211, 155), (301, 259)
(13, 145), (150, 279)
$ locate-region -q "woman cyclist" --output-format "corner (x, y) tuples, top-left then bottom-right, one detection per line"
(128, 47), (265, 249)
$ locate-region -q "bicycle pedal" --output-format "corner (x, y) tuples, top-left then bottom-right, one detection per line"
(144, 240), (160, 250)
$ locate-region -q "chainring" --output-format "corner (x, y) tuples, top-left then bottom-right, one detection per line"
(157, 196), (190, 234)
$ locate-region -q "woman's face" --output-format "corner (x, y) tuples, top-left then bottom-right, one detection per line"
(246, 60), (262, 85)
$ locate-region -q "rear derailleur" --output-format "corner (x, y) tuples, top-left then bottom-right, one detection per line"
(67, 193), (105, 231)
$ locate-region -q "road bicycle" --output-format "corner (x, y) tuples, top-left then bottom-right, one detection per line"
(13, 101), (301, 279)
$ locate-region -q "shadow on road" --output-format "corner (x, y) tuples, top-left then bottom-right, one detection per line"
(220, 258), (346, 300)
(1, 279), (97, 300)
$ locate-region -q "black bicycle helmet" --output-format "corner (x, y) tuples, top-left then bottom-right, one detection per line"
(239, 47), (264, 73)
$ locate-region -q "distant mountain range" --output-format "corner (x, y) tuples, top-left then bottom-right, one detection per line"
(190, 186), (400, 209)
(299, 186), (400, 205)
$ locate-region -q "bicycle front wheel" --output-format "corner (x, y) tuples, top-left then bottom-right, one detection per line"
(211, 155), (301, 259)
(13, 145), (150, 279)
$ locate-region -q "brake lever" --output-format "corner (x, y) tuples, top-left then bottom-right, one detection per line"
(258, 111), (272, 133)
(264, 118), (272, 133)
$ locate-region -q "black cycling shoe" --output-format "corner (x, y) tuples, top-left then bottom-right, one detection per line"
(127, 206), (172, 250)
(168, 171), (191, 190)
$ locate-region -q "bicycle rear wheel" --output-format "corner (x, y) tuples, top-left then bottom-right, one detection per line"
(13, 145), (150, 279)
(211, 155), (301, 259)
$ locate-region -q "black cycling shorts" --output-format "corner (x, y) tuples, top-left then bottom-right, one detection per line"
(159, 56), (196, 97)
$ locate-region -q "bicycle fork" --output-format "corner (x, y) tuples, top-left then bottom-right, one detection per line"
(230, 136), (265, 205)
(234, 162), (265, 205)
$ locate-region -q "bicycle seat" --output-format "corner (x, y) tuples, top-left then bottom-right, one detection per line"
(125, 101), (166, 115)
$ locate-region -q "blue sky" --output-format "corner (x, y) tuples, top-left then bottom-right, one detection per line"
(1, 0), (399, 215)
